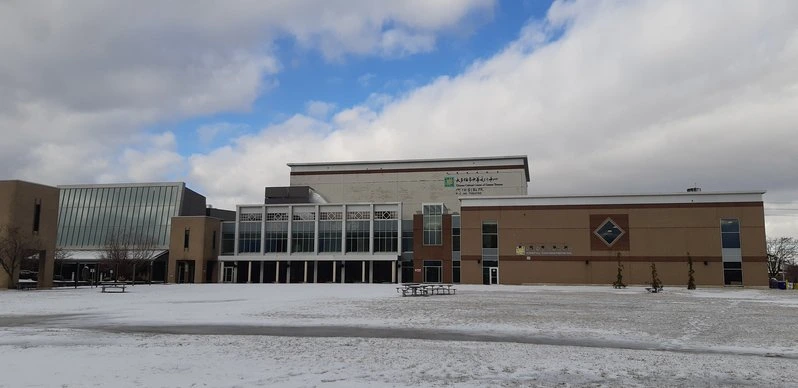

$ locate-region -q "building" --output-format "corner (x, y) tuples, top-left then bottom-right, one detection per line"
(216, 156), (531, 283)
(0, 180), (59, 289)
(214, 155), (767, 287)
(55, 182), (207, 283)
(460, 192), (768, 287)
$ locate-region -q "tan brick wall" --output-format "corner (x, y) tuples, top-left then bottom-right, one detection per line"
(461, 203), (767, 287)
(0, 181), (59, 289)
(168, 216), (221, 283)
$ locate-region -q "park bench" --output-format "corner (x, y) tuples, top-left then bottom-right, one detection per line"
(16, 281), (37, 290)
(101, 282), (127, 293)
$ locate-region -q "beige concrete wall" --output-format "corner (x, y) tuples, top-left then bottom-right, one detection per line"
(461, 203), (767, 287)
(291, 169), (527, 218)
(0, 180), (59, 289)
(168, 216), (221, 283)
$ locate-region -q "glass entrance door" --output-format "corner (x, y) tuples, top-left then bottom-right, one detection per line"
(223, 266), (235, 283)
(483, 267), (499, 285)
(423, 260), (442, 283)
(490, 267), (499, 284)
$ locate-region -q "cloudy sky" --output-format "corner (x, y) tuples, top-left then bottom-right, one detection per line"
(1, 0), (797, 237)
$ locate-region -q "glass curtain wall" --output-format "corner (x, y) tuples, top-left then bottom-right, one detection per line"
(57, 185), (182, 249)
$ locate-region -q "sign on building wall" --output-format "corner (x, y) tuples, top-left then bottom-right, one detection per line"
(445, 173), (507, 196)
(516, 244), (573, 256)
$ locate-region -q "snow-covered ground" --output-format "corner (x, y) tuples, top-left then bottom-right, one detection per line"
(1, 284), (797, 387)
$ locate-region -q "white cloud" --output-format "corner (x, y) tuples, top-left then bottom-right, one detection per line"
(188, 0), (798, 238)
(0, 0), (493, 184)
(305, 101), (337, 119)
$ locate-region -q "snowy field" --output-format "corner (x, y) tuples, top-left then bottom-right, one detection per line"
(1, 284), (797, 387)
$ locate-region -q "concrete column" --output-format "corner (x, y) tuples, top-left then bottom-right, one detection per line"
(313, 261), (318, 283)
(275, 261), (280, 283)
(287, 262), (291, 284)
(341, 261), (346, 284)
(332, 260), (337, 283)
(304, 261), (308, 283)
(362, 261), (366, 283)
(369, 261), (374, 283)
(392, 262), (397, 284)
(218, 261), (224, 283)
(247, 261), (252, 283)
(259, 263), (264, 283)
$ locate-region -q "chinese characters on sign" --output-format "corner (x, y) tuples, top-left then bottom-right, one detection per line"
(445, 173), (505, 195)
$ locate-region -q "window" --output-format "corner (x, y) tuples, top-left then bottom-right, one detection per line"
(238, 221), (262, 253)
(265, 212), (288, 253)
(402, 220), (414, 252)
(482, 221), (498, 268)
(184, 228), (190, 249)
(721, 219), (743, 285)
(453, 261), (461, 284)
(319, 220), (342, 253)
(374, 219), (398, 252)
(452, 215), (460, 252)
(594, 218), (625, 247)
(423, 204), (443, 245)
(291, 216), (315, 253)
(221, 222), (235, 255)
(346, 220), (370, 252)
(33, 199), (41, 233)
(212, 230), (217, 251)
(720, 219), (741, 249)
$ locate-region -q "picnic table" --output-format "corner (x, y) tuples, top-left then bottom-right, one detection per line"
(100, 282), (128, 293)
(396, 283), (456, 297)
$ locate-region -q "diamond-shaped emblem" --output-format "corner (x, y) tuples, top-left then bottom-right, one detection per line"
(594, 218), (625, 247)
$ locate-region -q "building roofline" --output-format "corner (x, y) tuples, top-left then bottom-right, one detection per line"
(287, 155), (531, 182)
(0, 179), (58, 189)
(58, 182), (187, 189)
(460, 191), (766, 207)
(462, 191), (767, 201)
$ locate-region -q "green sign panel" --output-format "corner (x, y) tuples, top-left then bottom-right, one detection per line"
(444, 176), (455, 188)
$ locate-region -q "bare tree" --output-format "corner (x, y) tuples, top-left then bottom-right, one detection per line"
(0, 225), (42, 289)
(767, 237), (798, 279)
(100, 231), (158, 283)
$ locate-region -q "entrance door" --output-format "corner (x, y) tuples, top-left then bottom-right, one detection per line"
(223, 266), (235, 283)
(483, 267), (499, 285)
(177, 261), (195, 283)
(423, 260), (442, 283)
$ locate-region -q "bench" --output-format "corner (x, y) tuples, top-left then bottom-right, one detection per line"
(16, 281), (37, 290)
(612, 284), (626, 289)
(101, 283), (127, 293)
